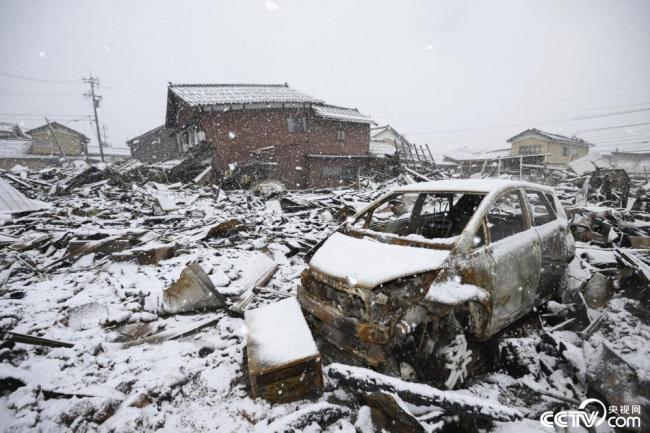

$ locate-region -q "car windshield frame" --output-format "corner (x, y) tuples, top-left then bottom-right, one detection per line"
(344, 190), (488, 248)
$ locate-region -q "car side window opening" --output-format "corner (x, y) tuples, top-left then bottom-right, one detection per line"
(487, 191), (527, 243)
(525, 190), (557, 226)
(352, 192), (486, 241)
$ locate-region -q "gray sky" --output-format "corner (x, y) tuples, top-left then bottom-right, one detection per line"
(1, 0), (649, 155)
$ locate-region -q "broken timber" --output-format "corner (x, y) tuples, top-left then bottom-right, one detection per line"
(1, 331), (74, 348)
(265, 402), (350, 433)
(325, 363), (523, 422)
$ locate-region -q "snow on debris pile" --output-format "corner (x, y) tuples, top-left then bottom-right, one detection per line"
(425, 278), (489, 305)
(309, 232), (450, 287)
(244, 297), (318, 367)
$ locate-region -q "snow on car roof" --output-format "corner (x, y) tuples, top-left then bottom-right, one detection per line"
(393, 178), (553, 194)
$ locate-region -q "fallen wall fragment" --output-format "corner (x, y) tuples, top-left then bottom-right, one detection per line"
(162, 262), (225, 314)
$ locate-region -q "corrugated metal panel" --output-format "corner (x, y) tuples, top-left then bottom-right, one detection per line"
(0, 178), (49, 214)
(170, 84), (322, 107)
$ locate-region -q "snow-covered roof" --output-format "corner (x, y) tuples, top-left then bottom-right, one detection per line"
(507, 128), (591, 147)
(0, 139), (32, 158)
(570, 151), (650, 176)
(369, 139), (397, 156)
(0, 122), (30, 140)
(0, 178), (50, 214)
(393, 178), (553, 194)
(443, 148), (512, 162)
(169, 83), (322, 107)
(312, 104), (374, 124)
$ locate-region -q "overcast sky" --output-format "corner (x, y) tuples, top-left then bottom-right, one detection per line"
(1, 0), (649, 155)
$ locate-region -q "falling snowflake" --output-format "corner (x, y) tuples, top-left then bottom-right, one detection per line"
(265, 0), (278, 11)
(228, 131), (236, 139)
(425, 44), (433, 51)
(38, 51), (46, 58)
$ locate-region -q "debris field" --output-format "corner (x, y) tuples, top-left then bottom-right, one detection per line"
(0, 160), (649, 433)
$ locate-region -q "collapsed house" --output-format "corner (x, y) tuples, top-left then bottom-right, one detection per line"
(163, 83), (396, 189)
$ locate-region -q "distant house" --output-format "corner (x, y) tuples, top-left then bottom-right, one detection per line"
(369, 124), (435, 169)
(0, 123), (33, 169)
(164, 83), (378, 188)
(507, 128), (590, 165)
(0, 121), (126, 169)
(127, 125), (179, 163)
(26, 122), (90, 157)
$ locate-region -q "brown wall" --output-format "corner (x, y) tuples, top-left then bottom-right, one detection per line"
(178, 106), (370, 188)
(29, 127), (86, 156)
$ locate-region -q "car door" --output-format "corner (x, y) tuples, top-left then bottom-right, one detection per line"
(485, 189), (541, 334)
(524, 189), (567, 302)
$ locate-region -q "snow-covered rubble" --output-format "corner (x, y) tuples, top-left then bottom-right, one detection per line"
(0, 164), (649, 432)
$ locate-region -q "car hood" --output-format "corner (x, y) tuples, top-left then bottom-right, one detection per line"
(309, 232), (450, 288)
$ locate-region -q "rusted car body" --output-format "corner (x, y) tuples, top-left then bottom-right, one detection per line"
(298, 179), (575, 386)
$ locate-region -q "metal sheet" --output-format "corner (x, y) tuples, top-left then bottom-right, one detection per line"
(0, 178), (49, 214)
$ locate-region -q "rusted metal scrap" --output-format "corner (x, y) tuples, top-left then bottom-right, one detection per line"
(162, 262), (225, 314)
(325, 363), (523, 422)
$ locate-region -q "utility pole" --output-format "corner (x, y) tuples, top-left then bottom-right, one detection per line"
(83, 73), (105, 162)
(44, 117), (68, 161)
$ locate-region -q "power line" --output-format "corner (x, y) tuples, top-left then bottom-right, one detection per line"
(0, 90), (80, 97)
(574, 121), (650, 134)
(405, 107), (650, 136)
(0, 70), (81, 84)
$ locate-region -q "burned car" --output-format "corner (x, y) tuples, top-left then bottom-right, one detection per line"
(298, 179), (575, 388)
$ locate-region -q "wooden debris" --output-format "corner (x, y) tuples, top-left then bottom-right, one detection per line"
(325, 363), (523, 422)
(362, 392), (430, 433)
(1, 331), (74, 348)
(265, 403), (350, 433)
(112, 242), (177, 265)
(122, 315), (222, 348)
